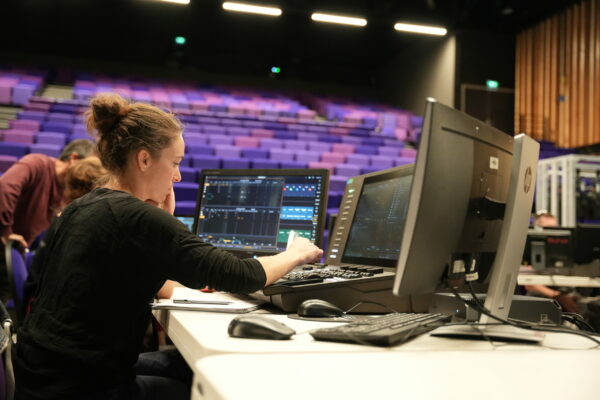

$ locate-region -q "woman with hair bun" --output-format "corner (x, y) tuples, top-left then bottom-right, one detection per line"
(15, 93), (322, 400)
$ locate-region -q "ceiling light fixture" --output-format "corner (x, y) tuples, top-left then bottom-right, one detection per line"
(157, 0), (190, 4)
(394, 22), (447, 36)
(311, 12), (367, 27)
(222, 2), (282, 16)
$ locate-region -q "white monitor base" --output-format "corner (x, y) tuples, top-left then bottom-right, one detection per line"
(430, 324), (545, 343)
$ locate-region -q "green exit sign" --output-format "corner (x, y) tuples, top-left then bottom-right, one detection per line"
(486, 80), (499, 89)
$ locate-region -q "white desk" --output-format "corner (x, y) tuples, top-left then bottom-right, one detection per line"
(192, 351), (600, 400)
(518, 274), (600, 287)
(153, 309), (600, 400)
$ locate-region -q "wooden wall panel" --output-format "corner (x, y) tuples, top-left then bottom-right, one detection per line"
(516, 0), (600, 148)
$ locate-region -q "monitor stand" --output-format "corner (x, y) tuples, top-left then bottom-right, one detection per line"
(433, 134), (543, 343)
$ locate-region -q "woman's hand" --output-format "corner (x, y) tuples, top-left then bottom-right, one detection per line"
(159, 187), (176, 215)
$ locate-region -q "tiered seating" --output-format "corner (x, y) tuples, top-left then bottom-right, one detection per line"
(0, 70), (46, 106)
(1, 79), (421, 226)
(299, 94), (424, 143)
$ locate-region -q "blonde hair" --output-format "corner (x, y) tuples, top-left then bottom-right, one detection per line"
(85, 92), (182, 174)
(64, 157), (108, 203)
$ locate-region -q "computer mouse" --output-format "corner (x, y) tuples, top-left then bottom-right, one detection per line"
(228, 315), (296, 340)
(297, 299), (345, 318)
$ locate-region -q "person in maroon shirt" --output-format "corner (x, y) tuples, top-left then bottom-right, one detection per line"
(0, 139), (96, 301)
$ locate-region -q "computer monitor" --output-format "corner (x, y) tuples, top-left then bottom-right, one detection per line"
(392, 99), (540, 340)
(523, 228), (574, 273)
(573, 224), (600, 264)
(333, 165), (413, 267)
(193, 169), (329, 258)
(175, 215), (195, 232)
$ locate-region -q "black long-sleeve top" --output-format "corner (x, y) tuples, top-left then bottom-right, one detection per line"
(15, 188), (266, 400)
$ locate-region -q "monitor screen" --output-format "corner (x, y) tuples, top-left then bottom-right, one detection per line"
(175, 215), (195, 232)
(342, 172), (412, 267)
(194, 169), (329, 257)
(523, 228), (574, 272)
(574, 224), (600, 264)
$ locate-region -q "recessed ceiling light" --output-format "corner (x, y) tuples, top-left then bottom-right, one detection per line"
(394, 22), (447, 36)
(222, 2), (282, 16)
(311, 12), (367, 27)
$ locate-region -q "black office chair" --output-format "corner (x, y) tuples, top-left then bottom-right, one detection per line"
(4, 240), (28, 328)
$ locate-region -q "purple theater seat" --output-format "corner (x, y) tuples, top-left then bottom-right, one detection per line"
(274, 130), (298, 140)
(394, 157), (415, 166)
(46, 113), (75, 123)
(12, 83), (37, 105)
(401, 148), (418, 158)
(242, 120), (265, 129)
(51, 103), (79, 114)
(9, 119), (40, 131)
(378, 147), (400, 157)
(329, 176), (348, 192)
(186, 144), (214, 155)
(283, 140), (307, 150)
(207, 135), (233, 146)
(203, 125), (228, 136)
(174, 182), (199, 201)
(0, 155), (17, 172)
(242, 148), (269, 159)
(227, 127), (250, 136)
(370, 155), (394, 169)
(355, 145), (378, 155)
(263, 121), (286, 130)
(327, 192), (343, 208)
(214, 145), (241, 158)
(198, 116), (220, 125)
(184, 135), (206, 146)
(3, 129), (35, 144)
(329, 127), (350, 136)
(18, 111), (46, 122)
(234, 136), (260, 148)
(349, 128), (369, 137)
(179, 167), (198, 182)
(308, 161), (335, 175)
(220, 118), (242, 127)
(28, 143), (62, 157)
(335, 164), (362, 177)
(175, 201), (196, 215)
(260, 138), (283, 149)
(332, 143), (355, 154)
(0, 142), (28, 157)
(308, 141), (331, 153)
(41, 121), (72, 134)
(321, 152), (346, 164)
(361, 166), (382, 175)
(346, 153), (370, 166)
(362, 137), (386, 147)
(191, 155), (222, 169)
(250, 129), (275, 139)
(384, 138), (405, 148)
(287, 124), (306, 132)
(295, 150), (320, 163)
(0, 78), (15, 104)
(280, 161), (308, 169)
(297, 132), (319, 142)
(251, 159), (280, 168)
(307, 125), (329, 133)
(340, 136), (362, 145)
(269, 148), (295, 162)
(317, 134), (341, 143)
(36, 132), (67, 146)
(223, 158), (251, 169)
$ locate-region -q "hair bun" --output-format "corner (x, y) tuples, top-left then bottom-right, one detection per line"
(87, 93), (131, 135)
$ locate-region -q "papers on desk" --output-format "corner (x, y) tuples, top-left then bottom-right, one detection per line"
(151, 287), (264, 313)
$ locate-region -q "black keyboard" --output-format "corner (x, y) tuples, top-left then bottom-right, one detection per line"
(267, 264), (387, 288)
(310, 313), (451, 346)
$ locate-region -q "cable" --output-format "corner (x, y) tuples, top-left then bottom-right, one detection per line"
(344, 301), (399, 314)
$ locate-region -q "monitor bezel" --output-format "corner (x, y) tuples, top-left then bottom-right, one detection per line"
(193, 168), (330, 257)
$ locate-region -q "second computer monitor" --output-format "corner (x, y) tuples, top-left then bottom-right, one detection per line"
(194, 169), (329, 258)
